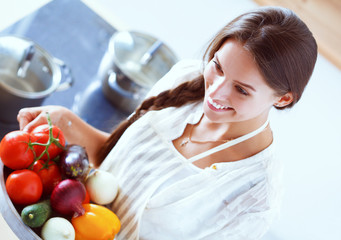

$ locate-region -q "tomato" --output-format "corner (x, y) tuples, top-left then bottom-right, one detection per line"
(31, 124), (66, 160)
(83, 189), (90, 204)
(32, 160), (62, 196)
(6, 169), (43, 205)
(0, 131), (35, 170)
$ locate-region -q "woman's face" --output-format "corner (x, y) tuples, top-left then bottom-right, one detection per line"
(203, 39), (278, 124)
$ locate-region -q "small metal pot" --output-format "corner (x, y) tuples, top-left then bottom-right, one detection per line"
(99, 31), (178, 113)
(0, 35), (73, 124)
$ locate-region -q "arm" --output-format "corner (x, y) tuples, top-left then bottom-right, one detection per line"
(17, 105), (109, 166)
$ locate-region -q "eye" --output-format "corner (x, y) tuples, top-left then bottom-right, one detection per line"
(212, 60), (223, 73)
(235, 85), (249, 96)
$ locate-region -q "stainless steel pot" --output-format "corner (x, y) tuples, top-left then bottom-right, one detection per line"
(0, 35), (73, 124)
(99, 31), (178, 113)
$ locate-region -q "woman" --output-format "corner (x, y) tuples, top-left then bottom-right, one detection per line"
(17, 6), (317, 240)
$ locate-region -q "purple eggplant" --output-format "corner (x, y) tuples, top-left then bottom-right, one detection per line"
(60, 144), (90, 181)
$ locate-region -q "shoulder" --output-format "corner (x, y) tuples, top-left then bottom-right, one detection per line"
(145, 59), (203, 98)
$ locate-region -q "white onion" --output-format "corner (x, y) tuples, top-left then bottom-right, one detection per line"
(85, 169), (119, 205)
(41, 217), (75, 240)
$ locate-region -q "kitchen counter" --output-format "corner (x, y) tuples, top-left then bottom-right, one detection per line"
(0, 0), (129, 139)
(0, 0), (129, 239)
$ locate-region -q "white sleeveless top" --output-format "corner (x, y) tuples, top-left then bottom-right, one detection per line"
(99, 60), (282, 240)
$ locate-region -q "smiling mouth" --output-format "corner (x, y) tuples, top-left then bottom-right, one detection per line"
(207, 97), (233, 111)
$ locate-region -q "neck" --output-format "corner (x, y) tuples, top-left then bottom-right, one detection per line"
(198, 113), (269, 141)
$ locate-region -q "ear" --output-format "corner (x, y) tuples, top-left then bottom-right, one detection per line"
(274, 92), (294, 108)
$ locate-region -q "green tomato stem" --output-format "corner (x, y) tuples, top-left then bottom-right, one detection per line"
(27, 112), (66, 170)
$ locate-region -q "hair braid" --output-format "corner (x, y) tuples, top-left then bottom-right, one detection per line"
(96, 75), (204, 164)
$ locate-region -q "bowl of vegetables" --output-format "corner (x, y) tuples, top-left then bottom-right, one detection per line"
(0, 114), (121, 240)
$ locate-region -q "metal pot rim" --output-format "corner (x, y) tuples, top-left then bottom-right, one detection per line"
(0, 35), (62, 99)
(108, 31), (178, 88)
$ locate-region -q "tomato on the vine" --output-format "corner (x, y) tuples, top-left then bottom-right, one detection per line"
(32, 159), (62, 195)
(6, 169), (43, 205)
(83, 189), (90, 204)
(0, 131), (35, 170)
(31, 124), (66, 160)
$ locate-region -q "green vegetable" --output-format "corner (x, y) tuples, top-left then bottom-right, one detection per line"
(21, 199), (52, 228)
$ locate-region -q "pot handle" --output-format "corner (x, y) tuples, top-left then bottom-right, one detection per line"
(53, 57), (74, 91)
(107, 70), (140, 100)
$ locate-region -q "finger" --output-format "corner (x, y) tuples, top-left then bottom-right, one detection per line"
(23, 114), (48, 132)
(17, 107), (46, 131)
(17, 108), (36, 131)
(19, 118), (29, 131)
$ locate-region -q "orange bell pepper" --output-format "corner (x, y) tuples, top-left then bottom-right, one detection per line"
(71, 203), (121, 240)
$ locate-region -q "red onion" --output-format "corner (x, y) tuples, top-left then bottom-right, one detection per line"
(50, 179), (86, 217)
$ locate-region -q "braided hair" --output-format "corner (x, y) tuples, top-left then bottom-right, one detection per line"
(97, 75), (205, 163)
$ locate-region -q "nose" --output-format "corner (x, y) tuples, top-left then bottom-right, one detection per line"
(208, 77), (231, 99)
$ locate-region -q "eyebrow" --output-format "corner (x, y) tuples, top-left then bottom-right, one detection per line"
(214, 53), (257, 92)
(234, 80), (256, 92)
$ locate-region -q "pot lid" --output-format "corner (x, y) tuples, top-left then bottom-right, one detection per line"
(110, 31), (178, 88)
(0, 35), (61, 98)
(0, 36), (34, 62)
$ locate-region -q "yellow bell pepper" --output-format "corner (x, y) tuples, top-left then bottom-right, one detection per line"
(71, 203), (121, 240)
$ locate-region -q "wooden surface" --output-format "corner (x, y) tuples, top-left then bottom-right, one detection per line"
(253, 0), (341, 70)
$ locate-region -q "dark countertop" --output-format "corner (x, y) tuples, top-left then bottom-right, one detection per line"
(0, 1), (129, 238)
(0, 0), (129, 139)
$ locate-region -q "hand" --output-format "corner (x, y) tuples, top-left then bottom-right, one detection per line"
(17, 105), (68, 132)
(17, 105), (110, 167)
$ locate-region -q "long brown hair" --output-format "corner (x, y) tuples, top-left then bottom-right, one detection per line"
(96, 6), (317, 164)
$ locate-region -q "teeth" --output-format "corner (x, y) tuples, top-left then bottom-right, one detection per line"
(208, 97), (230, 110)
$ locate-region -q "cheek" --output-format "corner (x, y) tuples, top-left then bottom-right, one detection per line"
(232, 99), (250, 112)
(237, 97), (272, 116)
(203, 64), (214, 86)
